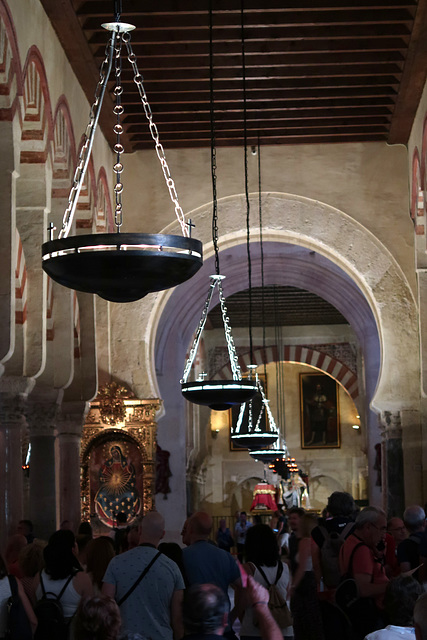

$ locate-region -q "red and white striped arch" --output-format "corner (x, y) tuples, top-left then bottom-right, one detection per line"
(215, 344), (358, 399)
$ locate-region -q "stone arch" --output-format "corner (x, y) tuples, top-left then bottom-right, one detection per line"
(148, 193), (418, 413)
(0, 0), (23, 112)
(215, 345), (358, 400)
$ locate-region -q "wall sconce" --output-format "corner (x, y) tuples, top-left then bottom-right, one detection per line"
(211, 428), (220, 439)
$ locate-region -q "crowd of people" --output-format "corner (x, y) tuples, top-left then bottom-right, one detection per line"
(2, 495), (427, 640)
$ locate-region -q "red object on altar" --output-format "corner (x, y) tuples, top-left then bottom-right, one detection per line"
(250, 483), (278, 511)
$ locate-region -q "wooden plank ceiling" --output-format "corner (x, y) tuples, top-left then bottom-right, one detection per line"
(40, 0), (427, 151)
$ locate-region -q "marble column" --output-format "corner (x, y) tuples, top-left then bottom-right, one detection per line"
(56, 401), (89, 530)
(26, 401), (59, 540)
(0, 376), (35, 551)
(380, 411), (405, 517)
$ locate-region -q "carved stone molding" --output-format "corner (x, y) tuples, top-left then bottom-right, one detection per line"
(26, 402), (59, 437)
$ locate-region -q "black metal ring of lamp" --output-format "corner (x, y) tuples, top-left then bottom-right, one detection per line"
(42, 12), (202, 303)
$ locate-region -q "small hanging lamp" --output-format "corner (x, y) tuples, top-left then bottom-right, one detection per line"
(42, 2), (202, 303)
(249, 438), (289, 464)
(231, 367), (279, 449)
(180, 2), (257, 412)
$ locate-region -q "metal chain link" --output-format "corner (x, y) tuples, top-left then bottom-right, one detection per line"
(217, 279), (242, 380)
(256, 379), (279, 434)
(180, 278), (218, 383)
(113, 35), (124, 230)
(59, 31), (117, 239)
(123, 33), (189, 237)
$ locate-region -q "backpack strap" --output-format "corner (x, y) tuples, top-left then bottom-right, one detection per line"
(274, 562), (283, 585)
(254, 564), (271, 588)
(7, 574), (18, 600)
(254, 563), (283, 588)
(117, 551), (161, 606)
(39, 571), (74, 602)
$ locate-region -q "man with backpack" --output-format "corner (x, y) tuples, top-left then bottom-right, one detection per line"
(102, 511), (185, 640)
(311, 491), (355, 594)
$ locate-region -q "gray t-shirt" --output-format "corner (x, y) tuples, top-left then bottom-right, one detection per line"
(104, 545), (185, 639)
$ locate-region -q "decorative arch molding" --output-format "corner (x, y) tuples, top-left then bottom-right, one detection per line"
(20, 46), (54, 164)
(51, 98), (76, 199)
(0, 0), (23, 118)
(215, 345), (358, 399)
(140, 192), (419, 415)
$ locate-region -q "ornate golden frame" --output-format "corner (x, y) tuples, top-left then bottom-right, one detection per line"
(80, 382), (161, 524)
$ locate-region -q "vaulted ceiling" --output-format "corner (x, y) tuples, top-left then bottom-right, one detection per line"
(41, 0), (427, 151)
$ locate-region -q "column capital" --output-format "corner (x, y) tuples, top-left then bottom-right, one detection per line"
(26, 401), (59, 437)
(380, 410), (402, 440)
(56, 401), (89, 438)
(0, 376), (35, 427)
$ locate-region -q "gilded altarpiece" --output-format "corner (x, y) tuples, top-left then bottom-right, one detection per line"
(80, 383), (160, 531)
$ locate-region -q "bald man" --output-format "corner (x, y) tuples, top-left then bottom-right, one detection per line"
(102, 511), (184, 640)
(182, 512), (241, 640)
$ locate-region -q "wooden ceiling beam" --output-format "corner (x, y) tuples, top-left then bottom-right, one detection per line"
(74, 0), (417, 16)
(91, 37), (409, 57)
(87, 24), (411, 44)
(80, 8), (415, 30)
(114, 64), (403, 82)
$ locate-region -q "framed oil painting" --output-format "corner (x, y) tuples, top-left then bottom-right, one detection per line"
(229, 372), (267, 451)
(300, 372), (340, 449)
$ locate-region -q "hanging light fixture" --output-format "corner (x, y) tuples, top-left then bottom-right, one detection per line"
(250, 437), (290, 464)
(231, 367), (279, 449)
(42, 2), (202, 303)
(180, 0), (257, 412)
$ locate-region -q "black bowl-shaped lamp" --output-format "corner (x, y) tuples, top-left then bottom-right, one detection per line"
(181, 379), (258, 411)
(42, 232), (203, 303)
(231, 431), (279, 450)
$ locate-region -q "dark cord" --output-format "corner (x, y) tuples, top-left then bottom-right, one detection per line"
(114, 0), (122, 22)
(209, 0), (220, 275)
(241, 0), (253, 362)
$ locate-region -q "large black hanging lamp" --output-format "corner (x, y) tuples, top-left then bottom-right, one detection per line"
(42, 2), (202, 303)
(180, 1), (257, 412)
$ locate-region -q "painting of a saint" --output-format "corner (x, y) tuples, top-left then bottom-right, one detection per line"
(300, 372), (340, 448)
(94, 444), (141, 527)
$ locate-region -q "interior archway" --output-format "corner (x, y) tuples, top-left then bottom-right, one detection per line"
(139, 192), (419, 525)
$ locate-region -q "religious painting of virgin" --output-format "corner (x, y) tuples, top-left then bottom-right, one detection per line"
(300, 372), (340, 449)
(229, 373), (267, 451)
(89, 437), (143, 528)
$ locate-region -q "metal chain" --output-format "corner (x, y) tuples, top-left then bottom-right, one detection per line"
(180, 277), (218, 383)
(123, 33), (189, 237)
(113, 34), (124, 231)
(218, 279), (242, 380)
(256, 379), (279, 434)
(59, 31), (117, 239)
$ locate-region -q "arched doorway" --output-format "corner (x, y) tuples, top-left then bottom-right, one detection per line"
(138, 193), (419, 527)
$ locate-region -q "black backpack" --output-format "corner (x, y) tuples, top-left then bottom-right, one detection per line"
(34, 572), (74, 640)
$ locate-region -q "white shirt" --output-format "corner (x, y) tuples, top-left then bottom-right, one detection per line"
(365, 626), (416, 640)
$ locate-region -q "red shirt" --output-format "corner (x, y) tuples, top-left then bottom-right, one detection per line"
(339, 534), (388, 609)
